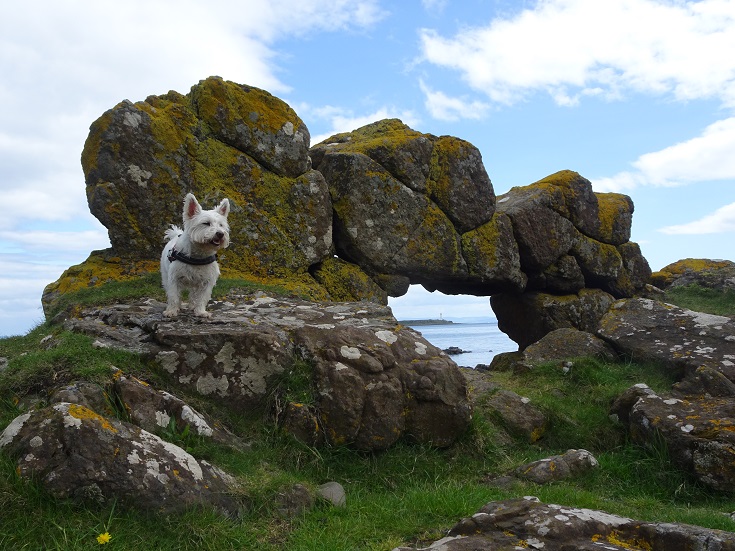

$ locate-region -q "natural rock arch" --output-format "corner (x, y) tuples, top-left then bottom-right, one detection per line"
(44, 76), (650, 349)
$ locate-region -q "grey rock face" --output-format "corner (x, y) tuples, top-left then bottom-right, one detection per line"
(65, 293), (471, 452)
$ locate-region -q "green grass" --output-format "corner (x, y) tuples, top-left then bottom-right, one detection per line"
(2, 280), (735, 549)
(664, 284), (735, 316)
(45, 273), (300, 321)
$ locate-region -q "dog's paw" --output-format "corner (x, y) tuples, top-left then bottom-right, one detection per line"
(163, 308), (179, 318)
(193, 309), (212, 318)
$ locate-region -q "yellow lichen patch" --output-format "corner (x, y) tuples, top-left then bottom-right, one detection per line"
(191, 76), (304, 142)
(651, 258), (734, 288)
(603, 530), (653, 550)
(596, 193), (634, 245)
(67, 404), (118, 433)
(42, 252), (160, 317)
(319, 118), (423, 155)
(310, 257), (387, 303)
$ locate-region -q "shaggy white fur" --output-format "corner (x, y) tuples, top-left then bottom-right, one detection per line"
(160, 193), (230, 318)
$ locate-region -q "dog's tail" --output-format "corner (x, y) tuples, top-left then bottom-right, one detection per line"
(164, 225), (183, 243)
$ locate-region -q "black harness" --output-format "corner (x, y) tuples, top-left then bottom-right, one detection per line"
(167, 248), (217, 266)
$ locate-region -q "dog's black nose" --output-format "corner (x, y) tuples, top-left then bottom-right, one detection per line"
(216, 231), (224, 238)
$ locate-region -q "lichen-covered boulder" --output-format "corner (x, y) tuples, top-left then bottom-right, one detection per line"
(485, 390), (547, 442)
(311, 119), (526, 295)
(616, 384), (735, 493)
(523, 328), (617, 363)
(491, 289), (615, 350)
(495, 171), (648, 296)
(311, 119), (495, 233)
(64, 293), (472, 452)
(515, 449), (599, 484)
(393, 497), (735, 550)
(47, 76), (334, 311)
(597, 298), (735, 382)
(0, 403), (239, 515)
(651, 258), (735, 291)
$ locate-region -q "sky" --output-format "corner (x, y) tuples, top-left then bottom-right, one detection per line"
(2, 0), (735, 335)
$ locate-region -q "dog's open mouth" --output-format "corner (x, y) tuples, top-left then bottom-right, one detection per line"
(210, 237), (223, 246)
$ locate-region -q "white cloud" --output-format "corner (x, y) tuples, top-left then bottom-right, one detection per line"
(419, 80), (491, 121)
(592, 117), (735, 191)
(419, 0), (735, 107)
(0, 0), (386, 226)
(659, 202), (735, 235)
(0, 229), (109, 253)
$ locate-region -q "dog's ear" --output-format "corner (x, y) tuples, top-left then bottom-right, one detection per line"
(183, 193), (202, 221)
(216, 198), (230, 218)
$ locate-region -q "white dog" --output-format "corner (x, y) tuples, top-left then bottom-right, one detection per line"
(161, 193), (231, 318)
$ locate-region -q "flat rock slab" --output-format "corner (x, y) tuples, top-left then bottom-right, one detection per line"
(65, 293), (471, 451)
(394, 497), (735, 550)
(597, 298), (735, 382)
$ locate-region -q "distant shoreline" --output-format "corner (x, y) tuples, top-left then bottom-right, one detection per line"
(400, 319), (455, 326)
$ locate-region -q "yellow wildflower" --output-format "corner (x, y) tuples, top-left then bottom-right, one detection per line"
(97, 532), (112, 544)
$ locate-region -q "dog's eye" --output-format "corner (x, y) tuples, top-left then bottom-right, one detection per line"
(203, 222), (211, 226)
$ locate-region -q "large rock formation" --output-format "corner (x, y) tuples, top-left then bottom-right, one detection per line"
(43, 76), (650, 351)
(64, 293), (471, 452)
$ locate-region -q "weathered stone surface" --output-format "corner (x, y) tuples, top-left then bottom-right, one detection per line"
(492, 289), (615, 350)
(311, 119), (495, 233)
(49, 381), (112, 417)
(275, 483), (314, 518)
(523, 328), (617, 363)
(597, 298), (735, 382)
(485, 390), (547, 442)
(189, 76), (310, 178)
(64, 293), (471, 452)
(69, 76), (333, 294)
(113, 370), (245, 449)
(394, 497), (735, 550)
(652, 258), (735, 291)
(317, 148), (468, 282)
(46, 78), (650, 363)
(515, 449), (599, 484)
(0, 403), (239, 515)
(617, 384), (735, 492)
(312, 119), (532, 296)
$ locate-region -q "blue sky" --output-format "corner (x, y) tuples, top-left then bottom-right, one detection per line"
(2, 0), (735, 335)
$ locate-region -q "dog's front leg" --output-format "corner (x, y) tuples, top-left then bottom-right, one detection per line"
(190, 281), (215, 318)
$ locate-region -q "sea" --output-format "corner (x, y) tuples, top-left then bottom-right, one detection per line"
(405, 319), (518, 367)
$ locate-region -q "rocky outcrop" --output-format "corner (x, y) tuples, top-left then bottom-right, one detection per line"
(597, 298), (735, 382)
(652, 258), (735, 290)
(43, 77), (650, 351)
(394, 497), (735, 550)
(598, 298), (735, 492)
(64, 293), (471, 452)
(613, 382), (735, 493)
(492, 288), (615, 350)
(0, 402), (240, 516)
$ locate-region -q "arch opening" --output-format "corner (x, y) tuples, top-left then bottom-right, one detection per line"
(388, 285), (517, 367)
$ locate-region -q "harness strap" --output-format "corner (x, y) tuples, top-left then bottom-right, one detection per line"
(167, 248), (217, 265)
